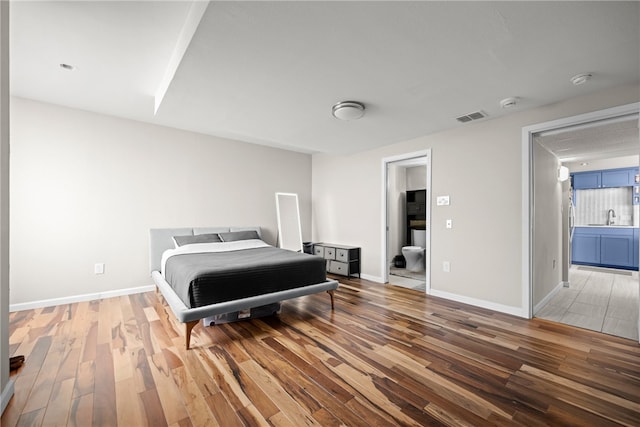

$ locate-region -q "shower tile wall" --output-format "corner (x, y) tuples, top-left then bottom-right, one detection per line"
(575, 187), (633, 226)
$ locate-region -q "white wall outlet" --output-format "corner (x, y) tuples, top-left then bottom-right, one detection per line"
(94, 263), (105, 275)
(443, 261), (450, 272)
(436, 195), (450, 206)
(446, 219), (452, 229)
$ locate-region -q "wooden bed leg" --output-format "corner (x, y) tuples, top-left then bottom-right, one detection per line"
(185, 320), (198, 350)
(327, 290), (335, 310)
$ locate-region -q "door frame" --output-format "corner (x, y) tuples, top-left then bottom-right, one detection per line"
(381, 149), (432, 292)
(521, 102), (640, 327)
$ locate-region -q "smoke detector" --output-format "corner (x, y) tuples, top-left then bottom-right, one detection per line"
(570, 73), (592, 86)
(500, 97), (518, 109)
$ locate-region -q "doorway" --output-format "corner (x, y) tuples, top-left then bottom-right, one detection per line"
(382, 150), (431, 292)
(523, 102), (640, 342)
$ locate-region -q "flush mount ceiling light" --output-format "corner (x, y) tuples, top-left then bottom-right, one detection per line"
(499, 97), (518, 109)
(570, 73), (592, 86)
(332, 101), (365, 120)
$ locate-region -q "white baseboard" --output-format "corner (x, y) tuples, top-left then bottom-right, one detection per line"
(9, 285), (156, 312)
(360, 273), (383, 283)
(347, 273), (526, 317)
(533, 281), (565, 315)
(1, 378), (14, 416)
(429, 288), (528, 318)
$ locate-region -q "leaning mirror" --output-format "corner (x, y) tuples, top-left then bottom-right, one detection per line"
(275, 192), (303, 252)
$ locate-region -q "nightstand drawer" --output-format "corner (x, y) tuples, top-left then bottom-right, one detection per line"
(314, 246), (324, 257)
(336, 248), (356, 261)
(324, 247), (336, 260)
(328, 260), (348, 275)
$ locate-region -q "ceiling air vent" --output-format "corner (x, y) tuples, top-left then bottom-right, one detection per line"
(456, 111), (487, 123)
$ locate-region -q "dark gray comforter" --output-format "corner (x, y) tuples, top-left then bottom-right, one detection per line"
(164, 246), (327, 308)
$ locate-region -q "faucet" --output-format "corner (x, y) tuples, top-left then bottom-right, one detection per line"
(607, 209), (616, 225)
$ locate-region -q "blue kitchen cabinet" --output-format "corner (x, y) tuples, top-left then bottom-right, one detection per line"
(572, 172), (601, 189)
(572, 228), (600, 264)
(634, 229), (639, 269)
(600, 229), (634, 267)
(572, 227), (638, 270)
(572, 167), (639, 189)
(601, 169), (633, 187)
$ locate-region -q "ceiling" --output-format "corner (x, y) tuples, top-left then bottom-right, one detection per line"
(535, 114), (639, 163)
(9, 1), (640, 155)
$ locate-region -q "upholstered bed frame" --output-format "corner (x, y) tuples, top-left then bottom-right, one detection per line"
(149, 226), (339, 349)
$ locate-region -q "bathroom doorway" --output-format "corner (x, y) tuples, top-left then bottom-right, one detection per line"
(382, 150), (431, 292)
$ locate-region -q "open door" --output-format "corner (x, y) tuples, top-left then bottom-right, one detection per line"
(523, 102), (640, 343)
(381, 150), (432, 293)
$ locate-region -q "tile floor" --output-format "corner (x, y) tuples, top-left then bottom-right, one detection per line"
(536, 265), (639, 341)
(388, 270), (426, 292)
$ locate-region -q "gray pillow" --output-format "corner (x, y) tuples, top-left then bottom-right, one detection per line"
(173, 233), (222, 247)
(219, 230), (261, 242)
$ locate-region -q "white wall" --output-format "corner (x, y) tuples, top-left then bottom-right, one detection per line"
(10, 97), (313, 306)
(532, 141), (563, 308)
(312, 83), (640, 315)
(406, 166), (426, 191)
(0, 0), (11, 413)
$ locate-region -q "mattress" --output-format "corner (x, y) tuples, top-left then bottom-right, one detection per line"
(162, 240), (327, 308)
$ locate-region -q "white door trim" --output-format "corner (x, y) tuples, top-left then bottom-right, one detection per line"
(521, 102), (640, 320)
(381, 149), (432, 293)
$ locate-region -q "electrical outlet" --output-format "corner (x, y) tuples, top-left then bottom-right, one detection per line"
(443, 261), (450, 272)
(94, 263), (105, 275)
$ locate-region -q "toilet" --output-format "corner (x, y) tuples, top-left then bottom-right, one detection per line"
(402, 229), (426, 272)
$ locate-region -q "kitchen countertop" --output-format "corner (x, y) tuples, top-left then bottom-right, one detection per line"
(576, 224), (639, 228)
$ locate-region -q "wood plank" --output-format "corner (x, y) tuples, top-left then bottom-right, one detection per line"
(3, 276), (640, 427)
(68, 393), (93, 427)
(115, 377), (147, 427)
(169, 366), (219, 427)
(72, 360), (95, 399)
(140, 387), (169, 427)
(0, 372), (39, 427)
(240, 358), (321, 427)
(92, 343), (117, 426)
(41, 377), (75, 425)
(147, 350), (190, 424)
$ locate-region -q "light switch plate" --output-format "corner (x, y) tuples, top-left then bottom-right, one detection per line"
(436, 196), (450, 206)
(94, 263), (105, 275)
(446, 219), (452, 229)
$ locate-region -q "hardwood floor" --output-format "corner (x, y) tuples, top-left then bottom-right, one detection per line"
(3, 275), (640, 426)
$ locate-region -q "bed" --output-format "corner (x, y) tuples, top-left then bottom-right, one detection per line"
(149, 226), (339, 349)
